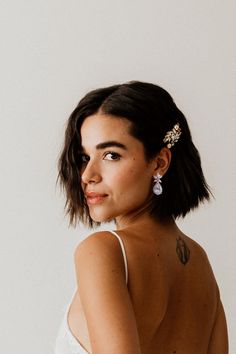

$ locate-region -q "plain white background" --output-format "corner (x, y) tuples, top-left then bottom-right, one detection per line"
(0, 1), (235, 353)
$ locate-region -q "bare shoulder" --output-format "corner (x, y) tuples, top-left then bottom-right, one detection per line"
(74, 230), (127, 283)
(184, 234), (216, 268)
(75, 230), (118, 251)
(184, 233), (208, 254)
(73, 231), (142, 353)
(179, 234), (220, 304)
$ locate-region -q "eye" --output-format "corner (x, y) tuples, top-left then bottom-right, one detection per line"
(80, 154), (90, 163)
(103, 152), (121, 161)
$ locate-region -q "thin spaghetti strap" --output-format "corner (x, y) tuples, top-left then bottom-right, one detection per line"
(109, 231), (128, 285)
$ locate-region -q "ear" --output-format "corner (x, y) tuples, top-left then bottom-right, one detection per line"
(152, 147), (172, 177)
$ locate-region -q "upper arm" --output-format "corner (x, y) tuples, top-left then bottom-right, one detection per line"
(74, 232), (142, 354)
(208, 295), (228, 354)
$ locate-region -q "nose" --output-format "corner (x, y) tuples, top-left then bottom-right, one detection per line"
(81, 161), (102, 185)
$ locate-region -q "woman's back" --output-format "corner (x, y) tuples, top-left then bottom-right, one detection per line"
(117, 225), (226, 354)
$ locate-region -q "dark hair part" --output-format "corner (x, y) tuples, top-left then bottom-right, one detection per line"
(57, 81), (212, 228)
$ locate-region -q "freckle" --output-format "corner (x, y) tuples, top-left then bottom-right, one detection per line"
(157, 253), (159, 257)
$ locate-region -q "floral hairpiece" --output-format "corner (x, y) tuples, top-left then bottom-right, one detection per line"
(163, 123), (182, 148)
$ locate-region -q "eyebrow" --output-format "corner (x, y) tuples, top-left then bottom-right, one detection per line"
(81, 140), (127, 152)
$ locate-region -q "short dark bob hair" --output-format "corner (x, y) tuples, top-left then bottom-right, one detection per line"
(57, 81), (212, 228)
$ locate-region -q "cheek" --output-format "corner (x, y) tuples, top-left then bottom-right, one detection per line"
(110, 165), (151, 197)
(115, 167), (137, 185)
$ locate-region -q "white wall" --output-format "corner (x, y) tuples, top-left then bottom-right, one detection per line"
(0, 1), (235, 353)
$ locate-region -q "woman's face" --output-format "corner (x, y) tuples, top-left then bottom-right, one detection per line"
(80, 113), (156, 225)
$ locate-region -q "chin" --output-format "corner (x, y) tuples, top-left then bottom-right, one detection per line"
(89, 211), (116, 223)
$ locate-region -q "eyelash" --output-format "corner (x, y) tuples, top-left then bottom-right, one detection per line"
(80, 151), (121, 163)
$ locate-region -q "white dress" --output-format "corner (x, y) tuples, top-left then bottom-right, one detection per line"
(54, 231), (129, 354)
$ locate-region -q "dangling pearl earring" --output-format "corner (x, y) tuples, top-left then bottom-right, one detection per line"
(153, 173), (163, 195)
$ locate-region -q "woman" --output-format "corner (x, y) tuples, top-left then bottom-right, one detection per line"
(55, 81), (228, 354)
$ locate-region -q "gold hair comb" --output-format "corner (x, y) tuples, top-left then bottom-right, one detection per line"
(163, 123), (182, 148)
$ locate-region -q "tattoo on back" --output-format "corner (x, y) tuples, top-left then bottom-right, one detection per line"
(176, 237), (190, 265)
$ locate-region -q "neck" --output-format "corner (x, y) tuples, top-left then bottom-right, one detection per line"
(115, 212), (177, 233)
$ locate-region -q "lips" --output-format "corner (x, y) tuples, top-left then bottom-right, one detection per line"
(85, 191), (108, 205)
(86, 192), (108, 198)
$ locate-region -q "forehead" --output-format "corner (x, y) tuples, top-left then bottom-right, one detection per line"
(80, 113), (133, 145)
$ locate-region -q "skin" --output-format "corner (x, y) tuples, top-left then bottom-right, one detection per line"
(66, 113), (228, 354)
(79, 113), (171, 227)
